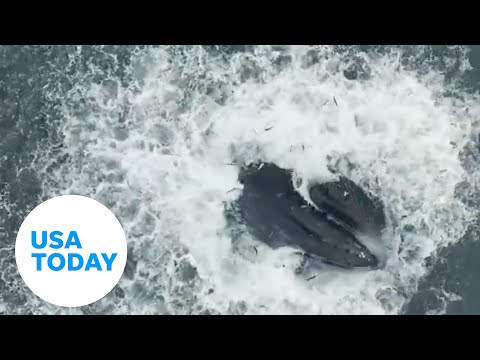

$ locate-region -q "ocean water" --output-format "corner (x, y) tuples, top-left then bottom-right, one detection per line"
(1, 45), (480, 315)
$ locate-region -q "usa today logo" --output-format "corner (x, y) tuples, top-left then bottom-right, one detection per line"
(15, 195), (128, 308)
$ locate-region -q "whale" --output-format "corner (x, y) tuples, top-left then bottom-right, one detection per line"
(229, 163), (387, 270)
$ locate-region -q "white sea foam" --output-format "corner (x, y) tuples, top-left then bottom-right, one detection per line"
(38, 45), (480, 314)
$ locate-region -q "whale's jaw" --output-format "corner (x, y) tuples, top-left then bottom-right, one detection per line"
(233, 163), (386, 270)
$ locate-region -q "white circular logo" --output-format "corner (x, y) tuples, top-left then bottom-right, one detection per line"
(15, 195), (128, 308)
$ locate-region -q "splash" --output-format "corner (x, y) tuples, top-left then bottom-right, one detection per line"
(25, 45), (480, 314)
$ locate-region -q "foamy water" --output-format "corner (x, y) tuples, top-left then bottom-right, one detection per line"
(18, 45), (480, 314)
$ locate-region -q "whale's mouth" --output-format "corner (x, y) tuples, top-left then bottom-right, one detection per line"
(234, 162), (386, 271)
(288, 200), (381, 269)
(305, 249), (379, 270)
(306, 175), (387, 269)
(306, 227), (381, 270)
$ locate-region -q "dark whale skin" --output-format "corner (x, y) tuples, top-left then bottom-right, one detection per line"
(233, 163), (386, 270)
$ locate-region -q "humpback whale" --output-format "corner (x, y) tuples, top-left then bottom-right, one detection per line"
(230, 163), (387, 270)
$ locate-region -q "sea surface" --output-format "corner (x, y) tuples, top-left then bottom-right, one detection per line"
(1, 45), (480, 315)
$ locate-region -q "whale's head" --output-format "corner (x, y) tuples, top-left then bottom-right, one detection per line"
(307, 176), (387, 269)
(234, 163), (387, 271)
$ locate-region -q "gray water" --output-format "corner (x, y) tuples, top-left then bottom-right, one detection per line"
(1, 45), (479, 315)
